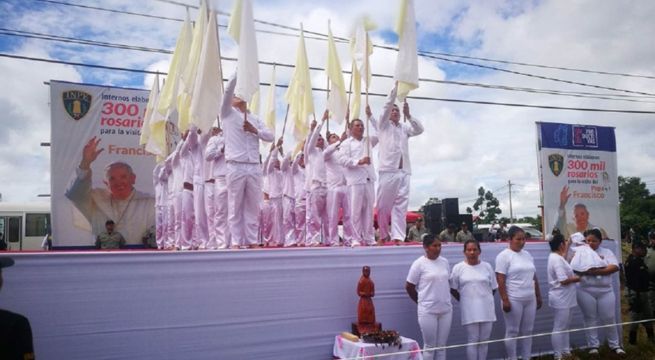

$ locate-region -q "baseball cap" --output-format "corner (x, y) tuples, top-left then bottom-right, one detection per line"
(0, 257), (15, 269)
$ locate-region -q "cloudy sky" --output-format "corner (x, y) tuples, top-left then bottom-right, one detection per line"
(0, 0), (654, 220)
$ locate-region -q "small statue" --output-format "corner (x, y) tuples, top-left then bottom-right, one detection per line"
(353, 266), (381, 335)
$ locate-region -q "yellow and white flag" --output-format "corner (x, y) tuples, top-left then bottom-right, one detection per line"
(178, 1), (208, 132)
(156, 12), (192, 119)
(326, 22), (346, 124)
(140, 73), (160, 146)
(229, 0), (260, 103)
(349, 16), (375, 120)
(190, 10), (223, 133)
(264, 65), (276, 133)
(285, 24), (314, 141)
(394, 0), (419, 101)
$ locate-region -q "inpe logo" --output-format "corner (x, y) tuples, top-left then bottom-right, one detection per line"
(572, 126), (598, 148)
(62, 90), (92, 120)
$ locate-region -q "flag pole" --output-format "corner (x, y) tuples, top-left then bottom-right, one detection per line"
(365, 32), (370, 157)
(326, 19), (331, 136)
(281, 104), (291, 137)
(346, 61), (354, 132)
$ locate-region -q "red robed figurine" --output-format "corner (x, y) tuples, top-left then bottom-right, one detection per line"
(352, 266), (382, 336)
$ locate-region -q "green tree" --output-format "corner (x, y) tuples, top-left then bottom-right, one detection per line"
(466, 187), (502, 223)
(619, 176), (655, 239)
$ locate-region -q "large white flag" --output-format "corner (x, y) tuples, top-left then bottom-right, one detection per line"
(156, 12), (192, 119)
(178, 1), (208, 132)
(349, 17), (375, 119)
(229, 0), (260, 103)
(326, 22), (347, 124)
(190, 11), (223, 133)
(285, 24), (314, 141)
(140, 73), (160, 146)
(394, 0), (419, 101)
(264, 65), (276, 133)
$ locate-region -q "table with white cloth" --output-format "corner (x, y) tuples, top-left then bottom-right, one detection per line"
(333, 334), (423, 360)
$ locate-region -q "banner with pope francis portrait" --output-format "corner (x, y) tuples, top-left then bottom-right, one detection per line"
(50, 80), (162, 248)
(537, 121), (620, 243)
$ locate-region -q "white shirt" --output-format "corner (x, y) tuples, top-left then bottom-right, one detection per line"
(547, 252), (578, 309)
(265, 147), (284, 199)
(369, 85), (424, 175)
(281, 155), (295, 198)
(324, 142), (346, 188)
(205, 133), (227, 178)
(579, 246), (618, 291)
(220, 76), (274, 164)
(495, 248), (536, 301)
(407, 256), (452, 315)
(336, 136), (378, 186)
(450, 261), (498, 325)
(304, 122), (327, 187)
(292, 154), (306, 200)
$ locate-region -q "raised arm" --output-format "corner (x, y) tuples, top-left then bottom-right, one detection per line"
(377, 83), (399, 131)
(220, 74), (237, 119)
(405, 103), (424, 137)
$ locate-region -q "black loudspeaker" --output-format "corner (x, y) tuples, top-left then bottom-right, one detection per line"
(442, 198), (459, 219)
(424, 203), (442, 235)
(443, 215), (460, 230)
(458, 214), (474, 233)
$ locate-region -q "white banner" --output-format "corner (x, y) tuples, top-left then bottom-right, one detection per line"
(50, 80), (157, 247)
(537, 122), (620, 242)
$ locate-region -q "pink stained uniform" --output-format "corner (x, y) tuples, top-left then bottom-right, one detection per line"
(204, 132), (229, 249)
(221, 75), (274, 247)
(260, 149), (273, 245)
(281, 154), (297, 247)
(153, 162), (167, 249)
(191, 129), (210, 249)
(179, 132), (196, 250)
(170, 140), (184, 249)
(324, 141), (351, 246)
(264, 146), (285, 246)
(304, 122), (329, 246)
(292, 153), (307, 245)
(370, 85), (424, 242)
(336, 134), (378, 246)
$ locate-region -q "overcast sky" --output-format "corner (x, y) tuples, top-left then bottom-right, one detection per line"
(0, 0), (654, 219)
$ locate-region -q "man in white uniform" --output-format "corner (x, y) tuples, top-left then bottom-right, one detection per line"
(66, 137), (155, 246)
(337, 119), (378, 246)
(304, 112), (330, 246)
(221, 74), (274, 248)
(281, 153), (296, 246)
(292, 152), (307, 245)
(205, 127), (229, 249)
(324, 130), (351, 246)
(369, 84), (424, 245)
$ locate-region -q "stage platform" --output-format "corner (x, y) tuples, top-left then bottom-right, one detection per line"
(0, 242), (620, 359)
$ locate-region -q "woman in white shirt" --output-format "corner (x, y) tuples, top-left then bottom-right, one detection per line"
(547, 233), (580, 360)
(576, 228), (625, 355)
(406, 233), (453, 360)
(450, 240), (497, 360)
(495, 226), (542, 360)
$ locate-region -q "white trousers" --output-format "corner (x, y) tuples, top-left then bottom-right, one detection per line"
(172, 191), (183, 249)
(551, 306), (574, 358)
(226, 163), (262, 247)
(268, 197), (284, 246)
(502, 297), (536, 360)
(464, 321), (493, 360)
(166, 193), (177, 249)
(577, 287), (620, 349)
(180, 189), (195, 250)
(155, 204), (166, 249)
(192, 182), (207, 249)
(349, 183), (375, 246)
(260, 199), (272, 244)
(376, 171), (410, 241)
(306, 187), (327, 246)
(283, 197), (296, 247)
(294, 195), (307, 245)
(326, 185), (351, 246)
(418, 310), (452, 360)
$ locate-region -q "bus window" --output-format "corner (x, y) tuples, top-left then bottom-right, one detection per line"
(26, 213), (50, 237)
(7, 216), (21, 243)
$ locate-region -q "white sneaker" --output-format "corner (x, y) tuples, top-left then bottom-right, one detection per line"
(613, 348), (626, 355)
(588, 348), (599, 355)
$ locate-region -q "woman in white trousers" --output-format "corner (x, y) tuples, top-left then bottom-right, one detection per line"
(547, 233), (580, 360)
(450, 240), (497, 360)
(495, 226), (542, 360)
(406, 233), (453, 360)
(575, 228), (625, 355)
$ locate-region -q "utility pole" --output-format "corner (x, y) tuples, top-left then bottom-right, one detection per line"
(508, 180), (513, 223)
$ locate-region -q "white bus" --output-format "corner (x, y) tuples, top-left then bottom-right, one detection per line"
(0, 202), (51, 251)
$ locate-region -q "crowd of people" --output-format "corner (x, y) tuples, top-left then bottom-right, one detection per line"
(150, 75), (424, 250)
(405, 226), (626, 360)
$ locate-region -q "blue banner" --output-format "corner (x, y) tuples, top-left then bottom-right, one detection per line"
(538, 122), (616, 152)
